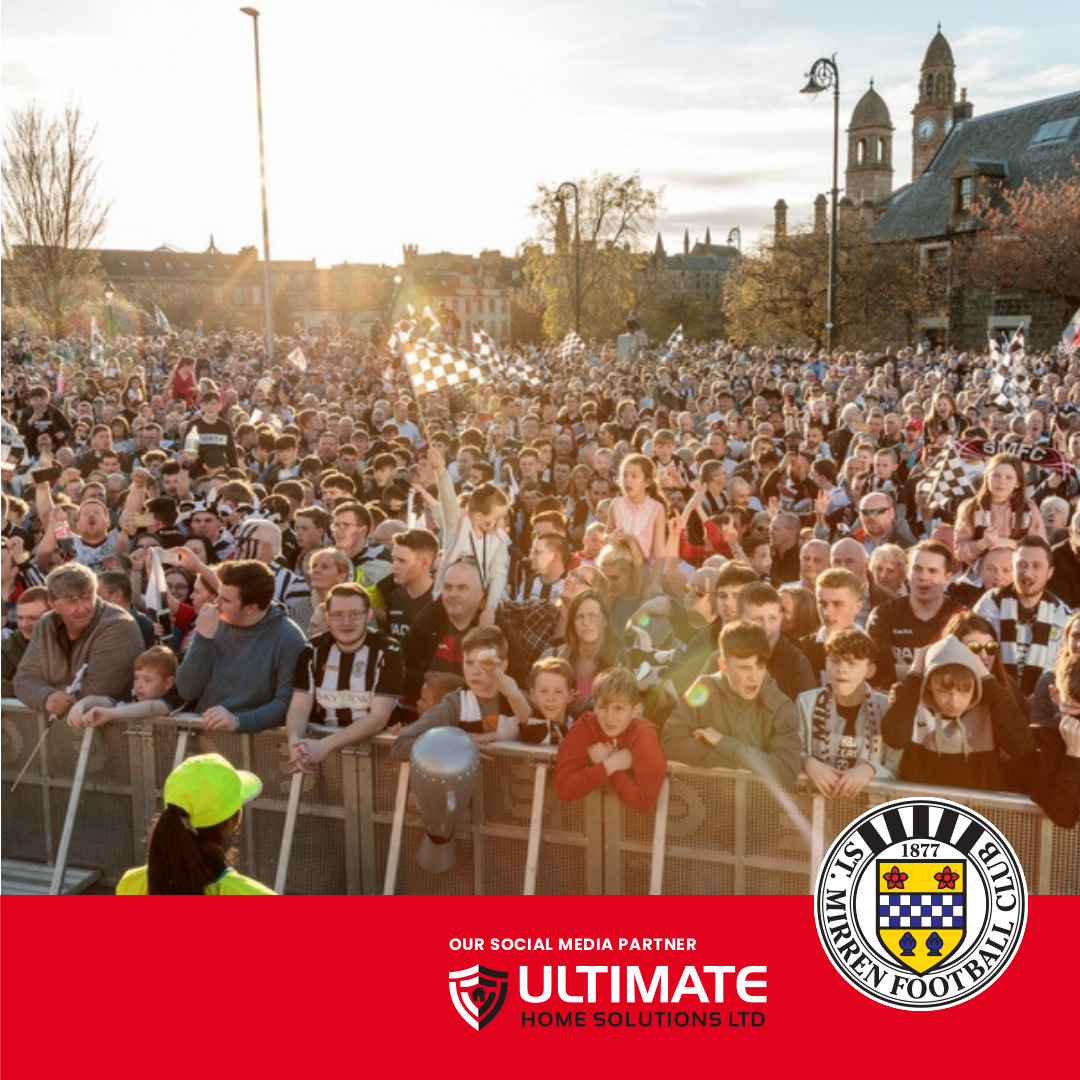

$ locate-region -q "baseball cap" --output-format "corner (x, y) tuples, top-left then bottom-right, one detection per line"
(163, 753), (262, 829)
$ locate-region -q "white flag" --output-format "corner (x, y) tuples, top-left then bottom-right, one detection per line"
(154, 305), (171, 332)
(287, 346), (308, 372)
(143, 548), (170, 615)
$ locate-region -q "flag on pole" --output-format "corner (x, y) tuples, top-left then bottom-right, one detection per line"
(1062, 306), (1080, 356)
(287, 346), (308, 373)
(404, 339), (487, 396)
(504, 464), (520, 500)
(560, 331), (585, 362)
(89, 317), (103, 365)
(923, 445), (977, 511)
(154, 305), (171, 332)
(666, 325), (684, 350)
(90, 317), (103, 342)
(143, 548), (170, 616)
(406, 490), (421, 531)
(1007, 325), (1026, 357)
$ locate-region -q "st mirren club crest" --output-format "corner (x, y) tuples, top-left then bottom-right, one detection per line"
(877, 860), (966, 974)
(815, 797), (1027, 1010)
(449, 965), (509, 1030)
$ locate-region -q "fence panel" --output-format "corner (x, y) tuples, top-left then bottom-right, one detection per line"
(2, 702), (1076, 896)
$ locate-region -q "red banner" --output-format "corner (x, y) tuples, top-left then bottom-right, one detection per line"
(2, 894), (1074, 1075)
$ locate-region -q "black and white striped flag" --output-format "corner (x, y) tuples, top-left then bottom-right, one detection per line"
(560, 331), (585, 362)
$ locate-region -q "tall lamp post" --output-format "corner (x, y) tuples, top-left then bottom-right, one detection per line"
(555, 182), (581, 336)
(801, 55), (840, 353)
(726, 226), (741, 254)
(241, 7), (275, 363)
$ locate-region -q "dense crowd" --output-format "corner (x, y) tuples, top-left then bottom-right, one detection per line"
(2, 322), (1078, 893)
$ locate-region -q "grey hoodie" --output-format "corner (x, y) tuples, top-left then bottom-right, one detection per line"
(881, 635), (1034, 790)
(175, 601), (305, 733)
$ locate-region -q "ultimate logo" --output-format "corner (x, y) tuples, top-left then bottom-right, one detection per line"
(815, 797), (1027, 1010)
(449, 965), (510, 1030)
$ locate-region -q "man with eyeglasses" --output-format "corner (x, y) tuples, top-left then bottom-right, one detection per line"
(285, 583), (402, 773)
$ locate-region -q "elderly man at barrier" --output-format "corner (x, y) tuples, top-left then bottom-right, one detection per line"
(174, 560), (305, 733)
(13, 563), (145, 715)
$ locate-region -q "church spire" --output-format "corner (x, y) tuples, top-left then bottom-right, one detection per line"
(705, 225), (712, 246)
(683, 228), (690, 255)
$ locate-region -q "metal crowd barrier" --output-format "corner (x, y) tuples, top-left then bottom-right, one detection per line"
(2, 702), (1076, 895)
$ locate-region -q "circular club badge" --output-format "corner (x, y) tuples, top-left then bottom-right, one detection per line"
(814, 796), (1027, 1010)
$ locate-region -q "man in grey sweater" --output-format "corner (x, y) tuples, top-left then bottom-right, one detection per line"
(175, 560), (305, 733)
(14, 564), (145, 714)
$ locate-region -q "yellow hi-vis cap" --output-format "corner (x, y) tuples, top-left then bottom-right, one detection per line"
(163, 753), (262, 829)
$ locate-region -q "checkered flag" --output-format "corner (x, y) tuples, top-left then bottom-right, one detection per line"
(473, 327), (502, 366)
(666, 325), (684, 350)
(924, 444), (976, 511)
(404, 338), (487, 396)
(560, 331), (585, 362)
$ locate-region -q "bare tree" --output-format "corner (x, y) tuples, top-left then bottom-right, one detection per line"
(2, 102), (110, 336)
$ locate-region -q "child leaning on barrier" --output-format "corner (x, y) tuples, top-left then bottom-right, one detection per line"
(521, 656), (576, 745)
(661, 620), (802, 787)
(796, 628), (898, 799)
(66, 646), (184, 727)
(554, 666), (666, 813)
(390, 627), (531, 760)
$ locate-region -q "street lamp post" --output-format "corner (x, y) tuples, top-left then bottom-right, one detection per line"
(555, 182), (581, 336)
(726, 227), (741, 254)
(241, 7), (275, 363)
(801, 55), (841, 354)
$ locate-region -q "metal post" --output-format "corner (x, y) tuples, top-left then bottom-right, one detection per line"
(241, 8), (275, 362)
(556, 182), (581, 336)
(801, 56), (841, 353)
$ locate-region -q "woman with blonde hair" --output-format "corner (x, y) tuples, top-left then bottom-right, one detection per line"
(954, 453), (1044, 566)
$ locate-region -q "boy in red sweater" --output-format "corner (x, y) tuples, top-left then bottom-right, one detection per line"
(554, 667), (666, 813)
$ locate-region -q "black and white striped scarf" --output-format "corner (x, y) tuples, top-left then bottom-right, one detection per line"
(971, 505), (1030, 544)
(998, 589), (1055, 697)
(810, 684), (882, 770)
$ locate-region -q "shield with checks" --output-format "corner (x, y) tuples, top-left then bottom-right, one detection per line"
(877, 860), (966, 975)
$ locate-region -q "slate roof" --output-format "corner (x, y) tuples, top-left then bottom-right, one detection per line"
(872, 91), (1080, 242)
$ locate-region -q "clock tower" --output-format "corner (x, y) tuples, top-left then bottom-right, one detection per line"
(912, 24), (956, 181)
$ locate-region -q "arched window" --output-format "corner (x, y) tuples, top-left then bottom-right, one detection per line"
(936, 73), (946, 98)
(857, 138), (867, 165)
(926, 74), (934, 96)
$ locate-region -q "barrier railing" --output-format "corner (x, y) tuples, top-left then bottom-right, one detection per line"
(2, 702), (1076, 895)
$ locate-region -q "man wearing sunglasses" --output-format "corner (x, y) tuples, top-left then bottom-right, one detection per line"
(853, 493), (916, 555)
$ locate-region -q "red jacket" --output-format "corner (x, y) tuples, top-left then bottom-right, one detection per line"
(554, 712), (666, 813)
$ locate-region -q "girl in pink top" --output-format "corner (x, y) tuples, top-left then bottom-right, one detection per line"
(606, 453), (667, 588)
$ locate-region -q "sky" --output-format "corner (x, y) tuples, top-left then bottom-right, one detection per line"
(2, 0), (1077, 268)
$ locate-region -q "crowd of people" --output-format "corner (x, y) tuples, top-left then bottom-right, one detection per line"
(2, 321), (1078, 893)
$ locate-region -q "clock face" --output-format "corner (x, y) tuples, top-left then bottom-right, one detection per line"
(918, 117), (937, 141)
